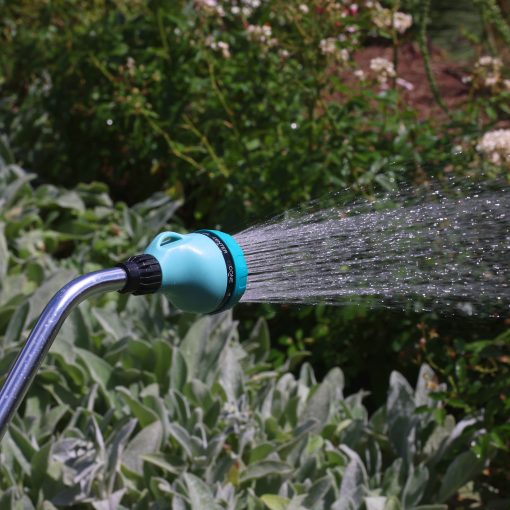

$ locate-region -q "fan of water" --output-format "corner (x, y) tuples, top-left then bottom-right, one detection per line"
(234, 184), (509, 315)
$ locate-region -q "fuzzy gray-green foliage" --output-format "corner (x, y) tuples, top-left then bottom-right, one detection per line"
(0, 161), (491, 509)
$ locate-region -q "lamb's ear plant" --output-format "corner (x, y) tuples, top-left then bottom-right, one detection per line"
(0, 160), (500, 509)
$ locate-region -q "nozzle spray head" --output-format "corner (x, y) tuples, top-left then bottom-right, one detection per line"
(143, 230), (247, 314)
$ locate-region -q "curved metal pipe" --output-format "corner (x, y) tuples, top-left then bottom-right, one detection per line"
(0, 268), (127, 440)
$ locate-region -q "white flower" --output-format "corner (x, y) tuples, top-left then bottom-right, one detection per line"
(320, 38), (336, 55)
(206, 36), (231, 58)
(340, 48), (349, 62)
(246, 24), (277, 47)
(278, 48), (290, 59)
(396, 77), (414, 91)
(372, 5), (391, 30)
(199, 0), (218, 7)
(196, 0), (225, 16)
(217, 41), (231, 58)
(476, 129), (510, 166)
(370, 57), (396, 89)
(468, 55), (505, 90)
(485, 75), (498, 87)
(393, 12), (412, 33)
(477, 55), (502, 69)
(299, 3), (309, 13)
(354, 69), (366, 80)
(372, 3), (412, 34)
(319, 38), (349, 61)
(370, 57), (396, 84)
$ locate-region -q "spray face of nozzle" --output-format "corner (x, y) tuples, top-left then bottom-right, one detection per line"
(144, 230), (248, 314)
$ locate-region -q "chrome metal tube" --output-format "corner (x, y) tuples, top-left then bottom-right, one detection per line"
(0, 268), (127, 440)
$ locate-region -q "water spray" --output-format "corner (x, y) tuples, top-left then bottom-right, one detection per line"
(0, 230), (248, 440)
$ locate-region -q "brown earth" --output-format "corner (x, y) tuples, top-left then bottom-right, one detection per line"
(352, 42), (470, 120)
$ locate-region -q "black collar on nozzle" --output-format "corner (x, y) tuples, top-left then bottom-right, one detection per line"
(116, 254), (162, 295)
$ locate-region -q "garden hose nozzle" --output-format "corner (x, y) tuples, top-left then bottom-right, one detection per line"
(0, 229), (247, 441)
(118, 230), (248, 314)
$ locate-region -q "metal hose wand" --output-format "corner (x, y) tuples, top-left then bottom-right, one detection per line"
(0, 230), (247, 441)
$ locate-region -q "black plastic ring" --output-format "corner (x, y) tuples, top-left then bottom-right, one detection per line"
(196, 231), (236, 314)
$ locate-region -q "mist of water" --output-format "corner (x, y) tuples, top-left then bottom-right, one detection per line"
(234, 185), (509, 315)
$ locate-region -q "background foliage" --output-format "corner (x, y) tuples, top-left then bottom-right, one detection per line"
(1, 0), (509, 508)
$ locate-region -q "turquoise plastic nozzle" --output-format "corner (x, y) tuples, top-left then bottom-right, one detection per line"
(144, 230), (247, 314)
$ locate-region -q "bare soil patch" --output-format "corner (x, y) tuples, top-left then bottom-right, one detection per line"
(353, 43), (470, 120)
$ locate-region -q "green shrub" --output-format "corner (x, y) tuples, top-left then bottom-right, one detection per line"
(0, 307), (494, 509)
(4, 0), (505, 228)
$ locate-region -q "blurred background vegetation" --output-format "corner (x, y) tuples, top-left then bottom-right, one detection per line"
(0, 0), (509, 508)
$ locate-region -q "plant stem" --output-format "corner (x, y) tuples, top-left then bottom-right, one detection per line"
(418, 0), (448, 114)
(477, 1), (498, 55)
(483, 0), (510, 46)
(143, 113), (203, 172)
(391, 1), (399, 90)
(182, 115), (230, 178)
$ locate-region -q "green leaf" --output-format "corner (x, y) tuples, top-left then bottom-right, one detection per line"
(38, 404), (69, 438)
(384, 497), (403, 510)
(123, 420), (163, 475)
(246, 139), (261, 151)
(75, 347), (113, 390)
(333, 447), (367, 510)
(300, 367), (344, 431)
(438, 451), (485, 503)
(0, 135), (14, 165)
(153, 339), (172, 389)
(411, 506), (448, 510)
(414, 364), (436, 409)
(260, 495), (290, 510)
(184, 473), (222, 510)
(303, 476), (331, 508)
(167, 422), (194, 458)
(403, 465), (429, 508)
(93, 308), (128, 340)
(27, 270), (76, 325)
(116, 386), (159, 427)
(30, 441), (52, 500)
(170, 348), (188, 391)
(365, 497), (387, 510)
(249, 443), (275, 463)
(0, 223), (9, 279)
(220, 345), (244, 402)
(91, 489), (126, 510)
(55, 191), (85, 211)
(240, 460), (293, 483)
(180, 316), (211, 377)
(386, 371), (415, 461)
(248, 318), (270, 362)
(3, 301), (29, 348)
(105, 419), (137, 477)
(140, 453), (181, 476)
(2, 430), (32, 476)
